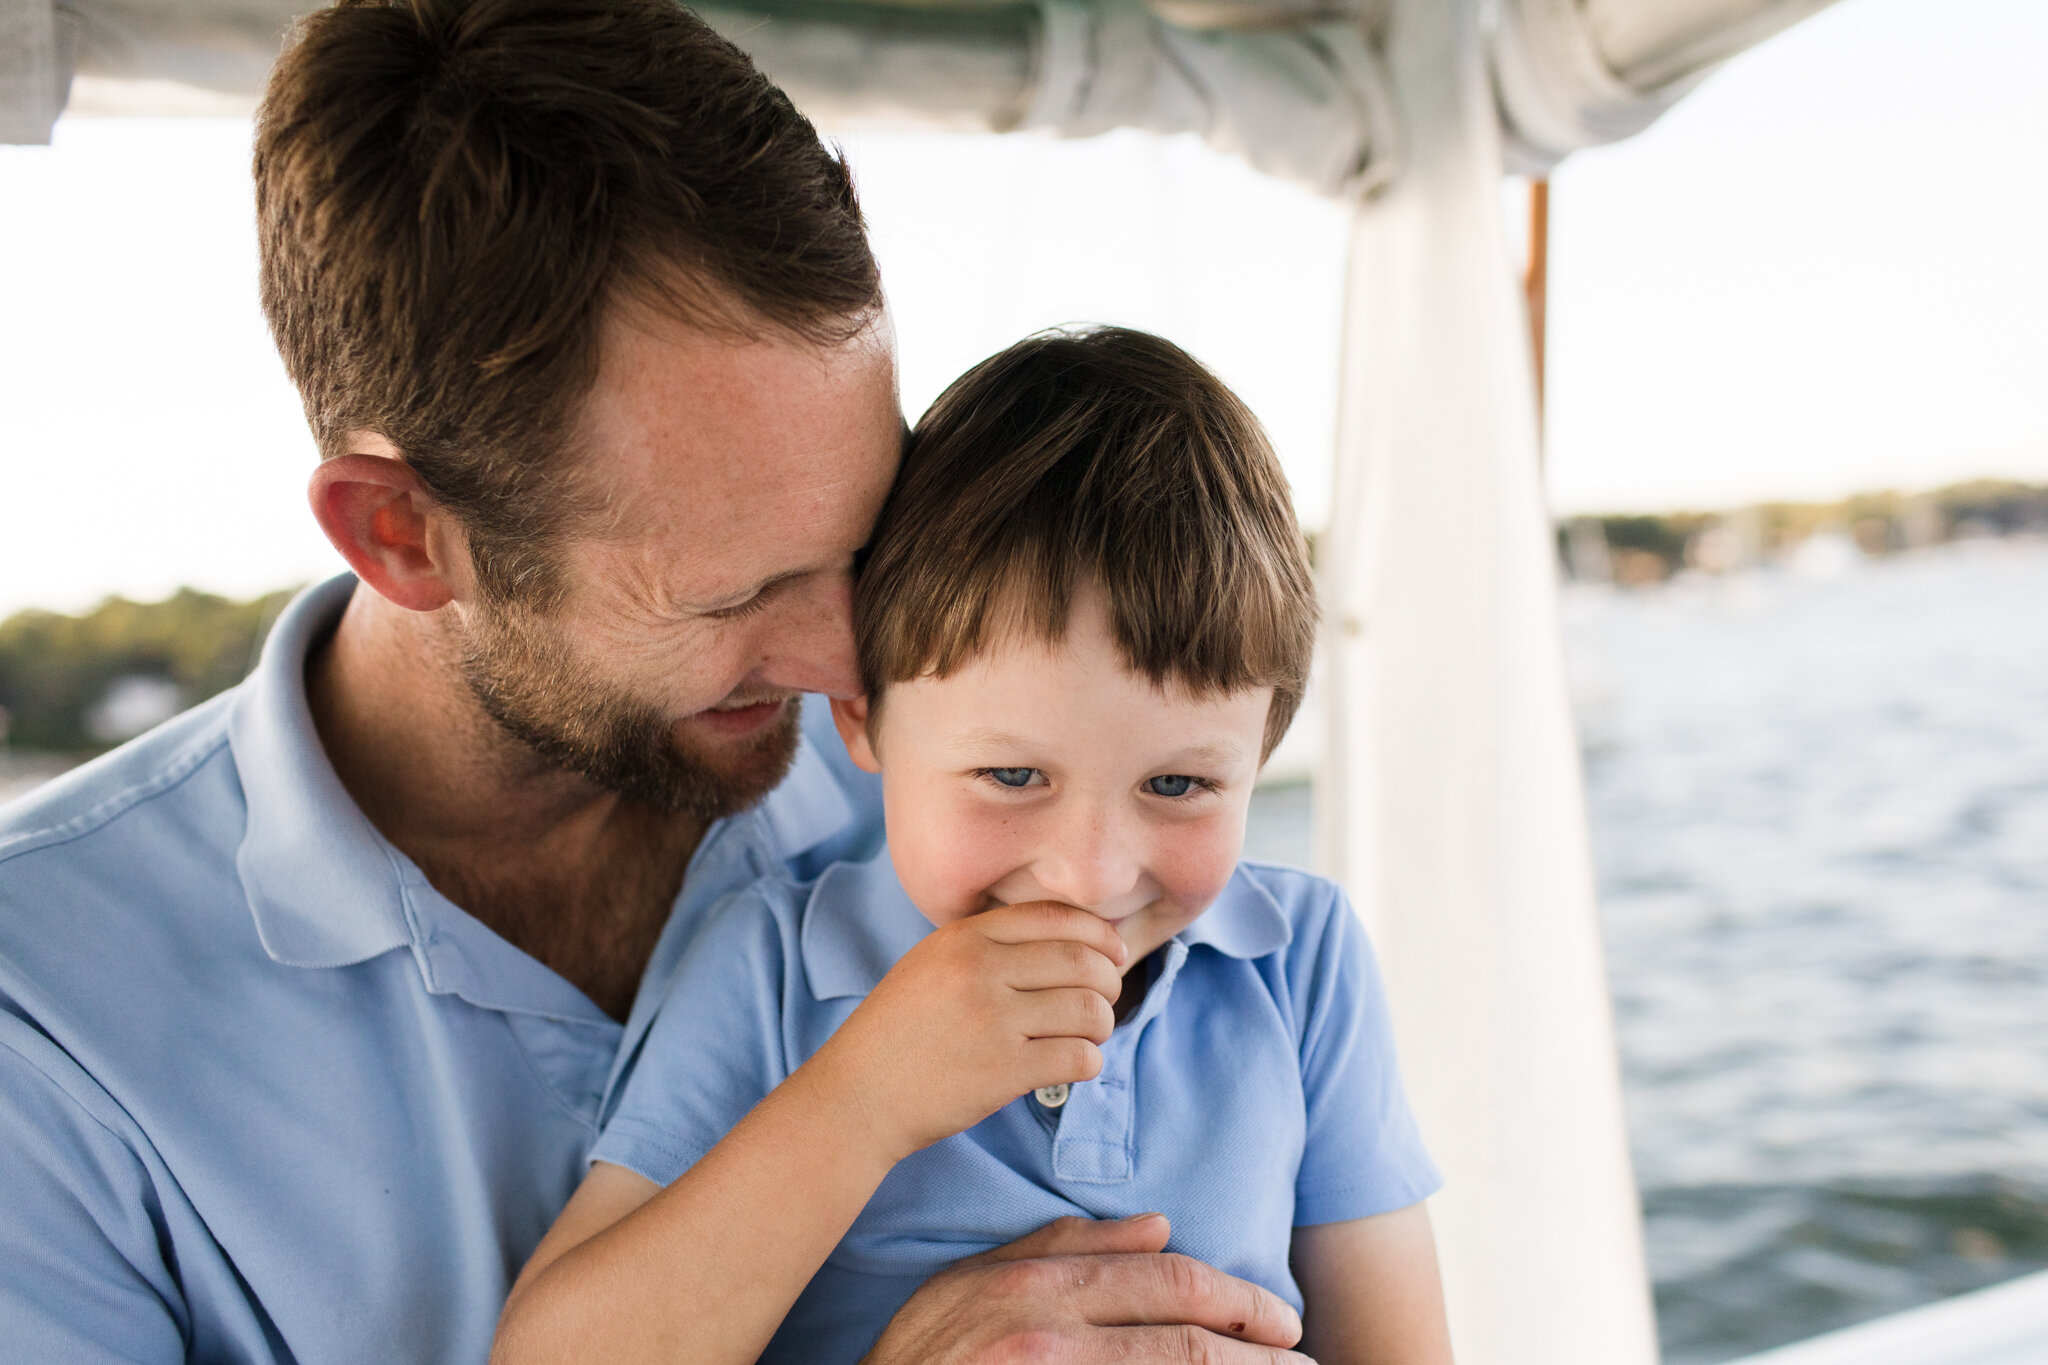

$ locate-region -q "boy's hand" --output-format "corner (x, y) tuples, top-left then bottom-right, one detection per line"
(800, 901), (1128, 1163)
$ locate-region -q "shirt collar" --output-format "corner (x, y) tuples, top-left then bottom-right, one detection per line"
(233, 573), (856, 972)
(800, 855), (935, 1001)
(756, 731), (853, 865)
(1179, 864), (1293, 960)
(232, 575), (412, 969)
(800, 856), (1293, 1002)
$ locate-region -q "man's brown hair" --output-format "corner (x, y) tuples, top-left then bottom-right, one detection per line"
(254, 0), (882, 604)
(857, 327), (1318, 760)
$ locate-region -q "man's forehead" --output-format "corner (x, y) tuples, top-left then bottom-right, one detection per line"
(577, 303), (899, 520)
(554, 302), (901, 609)
(590, 295), (893, 417)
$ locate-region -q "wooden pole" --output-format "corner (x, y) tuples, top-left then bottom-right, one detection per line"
(1524, 176), (1550, 432)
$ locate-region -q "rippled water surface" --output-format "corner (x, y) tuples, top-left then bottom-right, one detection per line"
(1247, 541), (2048, 1361)
(1574, 542), (2048, 1359)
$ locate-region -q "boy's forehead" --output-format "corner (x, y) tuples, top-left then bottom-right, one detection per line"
(939, 719), (1254, 769)
(924, 593), (1160, 691)
(894, 613), (1271, 755)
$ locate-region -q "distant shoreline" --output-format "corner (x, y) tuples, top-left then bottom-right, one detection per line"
(1559, 479), (2048, 587)
(0, 751), (76, 807)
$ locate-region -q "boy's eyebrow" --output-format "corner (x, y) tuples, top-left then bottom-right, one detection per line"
(947, 728), (1035, 754)
(947, 730), (1246, 769)
(1170, 740), (1247, 768)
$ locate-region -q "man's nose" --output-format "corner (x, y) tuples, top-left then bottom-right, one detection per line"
(758, 572), (861, 698)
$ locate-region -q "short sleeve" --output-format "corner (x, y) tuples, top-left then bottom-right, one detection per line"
(0, 1016), (189, 1364)
(1287, 883), (1443, 1226)
(594, 883), (799, 1188)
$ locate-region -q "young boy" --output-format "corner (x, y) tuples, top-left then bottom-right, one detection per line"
(494, 328), (1452, 1364)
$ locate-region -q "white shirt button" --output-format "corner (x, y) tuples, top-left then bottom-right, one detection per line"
(1034, 1083), (1071, 1109)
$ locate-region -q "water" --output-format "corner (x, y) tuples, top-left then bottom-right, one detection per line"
(1573, 542), (2048, 1360)
(1247, 540), (2048, 1361)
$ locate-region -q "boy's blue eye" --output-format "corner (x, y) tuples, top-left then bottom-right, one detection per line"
(1145, 775), (1200, 798)
(987, 768), (1036, 788)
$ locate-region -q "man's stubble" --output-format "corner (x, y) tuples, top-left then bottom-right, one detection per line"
(455, 597), (799, 821)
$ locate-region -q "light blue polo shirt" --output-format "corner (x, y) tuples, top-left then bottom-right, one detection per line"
(593, 850), (1442, 1364)
(0, 574), (883, 1365)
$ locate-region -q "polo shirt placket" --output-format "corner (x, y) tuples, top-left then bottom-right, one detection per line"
(1046, 939), (1191, 1184)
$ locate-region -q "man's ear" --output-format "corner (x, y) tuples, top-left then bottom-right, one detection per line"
(829, 694), (880, 774)
(308, 435), (470, 613)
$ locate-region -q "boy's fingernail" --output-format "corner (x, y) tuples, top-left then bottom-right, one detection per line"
(1120, 1211), (1162, 1223)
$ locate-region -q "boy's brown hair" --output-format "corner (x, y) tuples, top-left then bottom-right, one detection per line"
(253, 0), (881, 606)
(857, 327), (1318, 760)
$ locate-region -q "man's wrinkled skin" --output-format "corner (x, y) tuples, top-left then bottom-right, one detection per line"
(861, 1216), (1309, 1364)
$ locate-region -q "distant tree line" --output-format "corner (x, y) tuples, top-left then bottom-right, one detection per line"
(8, 478), (2048, 750)
(0, 588), (298, 753)
(1558, 480), (2048, 586)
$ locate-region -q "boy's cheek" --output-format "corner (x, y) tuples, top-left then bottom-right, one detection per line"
(1154, 818), (1247, 909)
(888, 804), (1024, 923)
(1167, 863), (1239, 917)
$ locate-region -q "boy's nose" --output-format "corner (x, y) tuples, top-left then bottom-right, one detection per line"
(1034, 812), (1143, 917)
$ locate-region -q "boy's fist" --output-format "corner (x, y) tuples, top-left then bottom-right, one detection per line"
(802, 901), (1129, 1163)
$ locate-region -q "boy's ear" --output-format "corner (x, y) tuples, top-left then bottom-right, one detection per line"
(829, 695), (880, 773)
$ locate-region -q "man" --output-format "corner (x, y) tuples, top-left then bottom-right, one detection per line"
(0, 0), (1308, 1360)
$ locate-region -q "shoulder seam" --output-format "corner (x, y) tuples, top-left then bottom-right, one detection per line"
(0, 726), (233, 870)
(0, 1014), (152, 1158)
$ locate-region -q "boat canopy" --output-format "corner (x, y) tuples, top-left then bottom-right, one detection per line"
(6, 0), (1837, 182)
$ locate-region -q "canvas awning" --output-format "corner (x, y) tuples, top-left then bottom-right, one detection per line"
(9, 0), (1837, 188)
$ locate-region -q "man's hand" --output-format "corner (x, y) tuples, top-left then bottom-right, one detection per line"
(802, 901), (1128, 1162)
(864, 1214), (1312, 1364)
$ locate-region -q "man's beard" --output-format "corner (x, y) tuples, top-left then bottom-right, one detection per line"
(455, 601), (800, 821)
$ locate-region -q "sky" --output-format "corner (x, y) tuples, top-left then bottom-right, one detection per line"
(1544, 0), (2048, 515)
(1, 0), (2044, 618)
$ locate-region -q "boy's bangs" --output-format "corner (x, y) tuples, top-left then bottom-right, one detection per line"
(856, 327), (1318, 759)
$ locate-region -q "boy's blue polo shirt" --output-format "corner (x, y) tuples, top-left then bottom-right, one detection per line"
(593, 851), (1442, 1364)
(0, 575), (883, 1365)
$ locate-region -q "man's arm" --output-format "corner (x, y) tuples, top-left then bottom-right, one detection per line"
(0, 1021), (188, 1364)
(1291, 1204), (1455, 1365)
